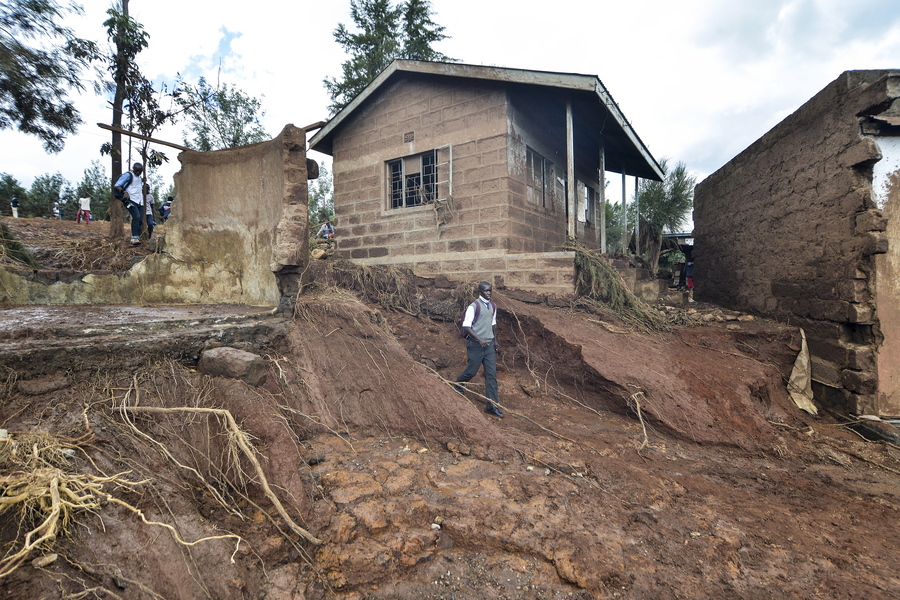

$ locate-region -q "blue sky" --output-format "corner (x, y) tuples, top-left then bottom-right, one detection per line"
(2, 0), (899, 203)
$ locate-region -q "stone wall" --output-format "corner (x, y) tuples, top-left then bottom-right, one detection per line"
(0, 125), (309, 307)
(333, 76), (511, 262)
(694, 71), (900, 415)
(351, 250), (575, 297)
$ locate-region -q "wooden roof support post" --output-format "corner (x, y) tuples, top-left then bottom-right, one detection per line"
(621, 172), (628, 254)
(634, 176), (640, 256)
(599, 140), (606, 253)
(566, 100), (576, 241)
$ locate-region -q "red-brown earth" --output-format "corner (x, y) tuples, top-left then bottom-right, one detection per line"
(1, 218), (900, 599)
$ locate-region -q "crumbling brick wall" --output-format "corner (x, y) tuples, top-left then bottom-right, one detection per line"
(695, 71), (899, 414)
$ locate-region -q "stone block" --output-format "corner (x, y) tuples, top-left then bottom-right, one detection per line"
(847, 303), (874, 324)
(811, 358), (842, 387)
(841, 368), (877, 394)
(846, 344), (876, 371)
(847, 393), (878, 416)
(449, 240), (474, 252)
(198, 347), (267, 387)
(855, 209), (887, 232)
(860, 232), (889, 255)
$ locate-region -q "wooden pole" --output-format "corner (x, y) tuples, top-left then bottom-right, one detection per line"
(97, 123), (191, 152)
(599, 141), (606, 253)
(566, 101), (576, 241)
(634, 176), (640, 257)
(621, 172), (627, 254)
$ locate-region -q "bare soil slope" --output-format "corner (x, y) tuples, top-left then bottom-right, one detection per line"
(2, 219), (900, 599)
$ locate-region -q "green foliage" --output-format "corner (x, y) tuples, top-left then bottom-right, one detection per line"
(100, 6), (149, 100)
(308, 162), (334, 227)
(177, 76), (269, 151)
(634, 159), (696, 271)
(0, 0), (100, 152)
(400, 0), (449, 61)
(0, 174), (28, 214)
(636, 159), (695, 236)
(25, 172), (68, 219)
(324, 0), (451, 115)
(572, 244), (669, 333)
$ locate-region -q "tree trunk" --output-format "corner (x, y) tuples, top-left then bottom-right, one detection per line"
(108, 0), (128, 239)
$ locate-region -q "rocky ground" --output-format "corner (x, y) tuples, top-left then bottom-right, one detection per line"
(2, 218), (900, 599)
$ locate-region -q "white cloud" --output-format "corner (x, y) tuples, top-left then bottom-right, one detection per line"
(2, 0), (899, 199)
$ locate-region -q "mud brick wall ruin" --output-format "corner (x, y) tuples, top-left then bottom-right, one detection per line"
(695, 71), (900, 415)
(0, 125), (310, 307)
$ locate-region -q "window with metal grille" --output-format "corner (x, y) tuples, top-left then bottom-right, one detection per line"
(526, 146), (551, 208)
(388, 150), (437, 209)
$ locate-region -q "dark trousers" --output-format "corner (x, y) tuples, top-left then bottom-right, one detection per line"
(125, 202), (143, 238)
(454, 339), (498, 404)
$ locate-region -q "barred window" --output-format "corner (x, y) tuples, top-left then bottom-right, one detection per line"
(388, 150), (437, 209)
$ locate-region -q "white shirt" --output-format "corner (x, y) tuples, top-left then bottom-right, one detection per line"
(121, 171), (143, 203)
(78, 197), (91, 211)
(461, 295), (497, 327)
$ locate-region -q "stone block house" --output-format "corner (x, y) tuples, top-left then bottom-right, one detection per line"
(694, 70), (900, 416)
(309, 60), (663, 295)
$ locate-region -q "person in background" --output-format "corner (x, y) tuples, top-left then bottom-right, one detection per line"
(159, 196), (173, 223)
(685, 260), (695, 302)
(10, 196), (19, 218)
(316, 220), (335, 239)
(143, 183), (157, 239)
(76, 193), (91, 224)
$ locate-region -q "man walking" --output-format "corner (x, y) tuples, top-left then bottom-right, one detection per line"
(454, 281), (503, 418)
(113, 162), (144, 244)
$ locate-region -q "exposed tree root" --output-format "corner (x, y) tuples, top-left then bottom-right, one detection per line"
(116, 405), (323, 545)
(0, 430), (241, 580)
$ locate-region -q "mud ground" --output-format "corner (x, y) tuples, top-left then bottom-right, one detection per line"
(1, 219), (900, 599)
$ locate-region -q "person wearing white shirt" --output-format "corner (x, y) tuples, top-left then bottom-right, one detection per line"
(453, 281), (503, 417)
(76, 194), (91, 224)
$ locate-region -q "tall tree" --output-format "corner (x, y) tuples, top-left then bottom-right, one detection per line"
(0, 0), (99, 152)
(633, 159), (696, 272)
(177, 77), (269, 151)
(100, 0), (149, 238)
(324, 0), (450, 115)
(25, 173), (68, 219)
(400, 0), (448, 61)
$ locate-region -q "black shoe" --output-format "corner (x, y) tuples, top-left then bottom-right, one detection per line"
(485, 404), (504, 418)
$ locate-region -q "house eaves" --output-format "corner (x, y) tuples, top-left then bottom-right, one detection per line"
(309, 60), (664, 182)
